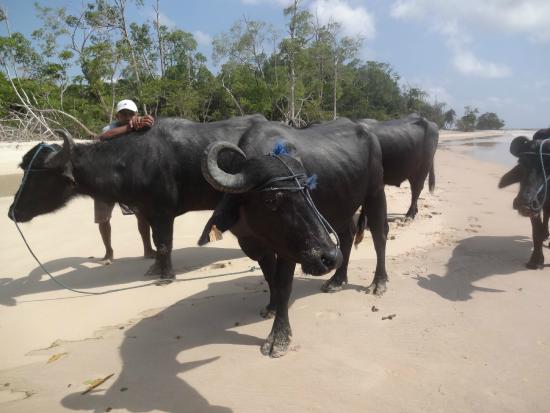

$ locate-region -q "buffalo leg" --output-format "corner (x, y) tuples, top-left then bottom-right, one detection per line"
(527, 214), (545, 269)
(405, 176), (424, 219)
(543, 207), (550, 242)
(146, 215), (175, 278)
(260, 258), (296, 358)
(365, 190), (389, 295)
(237, 236), (277, 318)
(258, 253), (277, 318)
(321, 223), (353, 292)
(135, 211), (156, 258)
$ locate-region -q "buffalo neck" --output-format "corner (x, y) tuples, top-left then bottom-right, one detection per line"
(70, 140), (136, 201)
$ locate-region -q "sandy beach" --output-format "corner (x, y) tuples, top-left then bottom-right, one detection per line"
(0, 130), (549, 412)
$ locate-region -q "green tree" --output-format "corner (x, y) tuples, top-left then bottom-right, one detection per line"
(212, 18), (275, 116)
(0, 32), (43, 77)
(444, 108), (456, 129)
(476, 112), (505, 130)
(279, 0), (313, 125)
(457, 106), (479, 131)
(339, 61), (402, 119)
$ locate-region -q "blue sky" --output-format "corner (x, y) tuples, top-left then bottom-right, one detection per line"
(2, 0), (549, 128)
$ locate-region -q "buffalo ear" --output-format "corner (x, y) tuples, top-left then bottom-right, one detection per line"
(44, 130), (75, 169)
(510, 136), (529, 157)
(499, 164), (522, 188)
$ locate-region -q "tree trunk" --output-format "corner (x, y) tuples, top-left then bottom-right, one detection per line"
(154, 0), (165, 77)
(333, 54), (338, 120)
(116, 0), (141, 84)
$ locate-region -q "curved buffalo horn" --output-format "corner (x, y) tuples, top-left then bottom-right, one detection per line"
(44, 129), (75, 168)
(201, 141), (253, 193)
(510, 136), (529, 157)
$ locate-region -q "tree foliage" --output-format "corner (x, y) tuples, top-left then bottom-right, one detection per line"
(456, 106), (479, 132)
(476, 112), (505, 130)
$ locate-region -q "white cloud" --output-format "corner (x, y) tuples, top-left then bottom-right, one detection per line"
(400, 77), (454, 104)
(194, 30), (213, 46)
(423, 85), (453, 104)
(453, 50), (511, 78)
(241, 0), (294, 6)
(158, 11), (176, 28)
(390, 0), (550, 42)
(147, 10), (176, 28)
(486, 96), (515, 107)
(309, 0), (375, 39)
(395, 13), (512, 78)
(389, 1), (550, 78)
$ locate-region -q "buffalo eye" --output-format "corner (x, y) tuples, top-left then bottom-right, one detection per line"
(264, 191), (283, 211)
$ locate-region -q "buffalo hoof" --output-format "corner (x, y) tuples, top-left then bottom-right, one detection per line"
(260, 305), (276, 319)
(260, 332), (291, 358)
(366, 279), (387, 296)
(321, 276), (347, 293)
(144, 249), (157, 259)
(145, 262), (175, 279)
(525, 261), (544, 270)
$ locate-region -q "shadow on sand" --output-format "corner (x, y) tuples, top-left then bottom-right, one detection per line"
(415, 235), (541, 301)
(58, 275), (338, 413)
(0, 247), (245, 306)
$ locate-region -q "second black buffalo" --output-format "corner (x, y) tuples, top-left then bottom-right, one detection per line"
(199, 118), (388, 357)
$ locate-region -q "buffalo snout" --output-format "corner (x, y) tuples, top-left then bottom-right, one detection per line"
(302, 245), (342, 276)
(7, 204), (16, 222)
(321, 247), (343, 271)
(513, 196), (539, 217)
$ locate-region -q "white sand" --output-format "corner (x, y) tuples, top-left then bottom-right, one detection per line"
(0, 134), (549, 412)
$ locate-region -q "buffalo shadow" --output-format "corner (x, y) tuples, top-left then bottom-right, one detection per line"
(415, 235), (539, 301)
(59, 274), (333, 413)
(0, 247), (245, 306)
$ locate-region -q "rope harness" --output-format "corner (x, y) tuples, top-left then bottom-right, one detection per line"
(9, 144), (107, 295)
(254, 153), (340, 249)
(520, 138), (550, 212)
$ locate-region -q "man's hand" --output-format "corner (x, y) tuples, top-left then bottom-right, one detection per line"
(129, 115), (155, 130)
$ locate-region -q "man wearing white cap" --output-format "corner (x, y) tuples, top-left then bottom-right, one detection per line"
(98, 99), (155, 141)
(94, 99), (156, 264)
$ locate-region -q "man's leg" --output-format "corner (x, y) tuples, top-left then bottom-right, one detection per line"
(98, 221), (113, 264)
(94, 199), (115, 264)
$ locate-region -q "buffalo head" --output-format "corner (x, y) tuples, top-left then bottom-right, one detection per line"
(8, 131), (76, 222)
(202, 141), (342, 275)
(499, 135), (550, 217)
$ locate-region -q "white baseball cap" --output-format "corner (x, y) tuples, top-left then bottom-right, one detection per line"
(116, 99), (138, 113)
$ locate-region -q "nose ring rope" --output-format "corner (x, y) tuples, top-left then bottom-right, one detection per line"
(522, 138), (550, 212)
(259, 154), (340, 249)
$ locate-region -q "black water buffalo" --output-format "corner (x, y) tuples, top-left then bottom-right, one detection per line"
(357, 114), (439, 218)
(499, 129), (550, 269)
(199, 118), (388, 357)
(8, 115), (268, 278)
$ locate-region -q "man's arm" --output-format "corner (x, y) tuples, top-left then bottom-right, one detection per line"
(95, 123), (133, 141)
(95, 116), (155, 141)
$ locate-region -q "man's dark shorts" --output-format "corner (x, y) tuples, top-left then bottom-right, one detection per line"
(94, 199), (135, 223)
